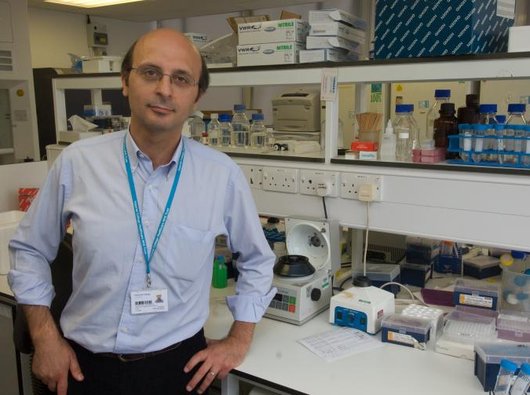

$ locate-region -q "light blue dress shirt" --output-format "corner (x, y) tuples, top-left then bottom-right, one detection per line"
(8, 130), (276, 353)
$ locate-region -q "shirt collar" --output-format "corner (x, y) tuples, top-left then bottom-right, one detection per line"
(125, 130), (183, 177)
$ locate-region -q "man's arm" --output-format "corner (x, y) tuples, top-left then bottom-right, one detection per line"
(184, 320), (255, 393)
(22, 305), (84, 395)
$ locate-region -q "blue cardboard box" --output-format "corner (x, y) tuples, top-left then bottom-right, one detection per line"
(375, 0), (514, 59)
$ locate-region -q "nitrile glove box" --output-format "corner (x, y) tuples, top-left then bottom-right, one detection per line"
(237, 19), (309, 45)
(374, 0), (513, 59)
(237, 42), (304, 66)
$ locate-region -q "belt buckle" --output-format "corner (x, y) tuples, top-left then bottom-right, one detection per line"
(117, 353), (145, 362)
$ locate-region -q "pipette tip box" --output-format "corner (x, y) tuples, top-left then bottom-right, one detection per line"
(453, 278), (500, 311)
(474, 342), (530, 391)
(381, 314), (431, 349)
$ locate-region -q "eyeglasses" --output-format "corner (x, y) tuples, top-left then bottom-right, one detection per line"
(129, 65), (197, 89)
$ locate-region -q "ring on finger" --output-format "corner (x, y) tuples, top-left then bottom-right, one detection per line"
(209, 371), (216, 376)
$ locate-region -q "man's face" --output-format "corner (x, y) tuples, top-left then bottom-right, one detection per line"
(122, 30), (202, 137)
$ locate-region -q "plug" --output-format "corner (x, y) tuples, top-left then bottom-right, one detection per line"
(316, 182), (331, 197)
(358, 183), (377, 202)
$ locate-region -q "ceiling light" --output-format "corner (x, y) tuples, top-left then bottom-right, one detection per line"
(44, 0), (145, 8)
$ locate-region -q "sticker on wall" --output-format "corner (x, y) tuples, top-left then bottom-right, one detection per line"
(418, 100), (430, 110)
(16, 89), (24, 97)
(396, 84), (403, 92)
(370, 83), (382, 103)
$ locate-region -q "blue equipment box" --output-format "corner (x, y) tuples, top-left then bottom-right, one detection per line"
(381, 314), (431, 349)
(374, 0), (513, 59)
(353, 263), (401, 295)
(399, 259), (433, 288)
(463, 255), (502, 279)
(474, 342), (530, 391)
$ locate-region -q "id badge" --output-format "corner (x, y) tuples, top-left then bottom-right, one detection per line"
(130, 289), (168, 314)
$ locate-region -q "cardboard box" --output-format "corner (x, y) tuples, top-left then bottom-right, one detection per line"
(82, 56), (122, 73)
(508, 25), (530, 52)
(18, 188), (39, 212)
(374, 0), (514, 59)
(299, 48), (359, 63)
(237, 42), (304, 67)
(305, 36), (361, 52)
(238, 19), (309, 45)
(308, 9), (368, 30)
(309, 22), (366, 45)
(184, 32), (209, 47)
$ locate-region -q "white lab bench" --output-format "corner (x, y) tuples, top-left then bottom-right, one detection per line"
(206, 285), (486, 395)
(1, 275), (486, 395)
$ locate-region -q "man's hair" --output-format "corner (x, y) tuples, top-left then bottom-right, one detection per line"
(120, 37), (210, 98)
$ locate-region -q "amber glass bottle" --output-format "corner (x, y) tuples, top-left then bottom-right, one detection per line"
(434, 103), (459, 159)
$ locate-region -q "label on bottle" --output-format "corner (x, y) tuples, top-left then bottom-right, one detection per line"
(398, 132), (409, 139)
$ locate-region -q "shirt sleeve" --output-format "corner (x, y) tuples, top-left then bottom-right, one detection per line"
(7, 152), (72, 307)
(223, 165), (276, 323)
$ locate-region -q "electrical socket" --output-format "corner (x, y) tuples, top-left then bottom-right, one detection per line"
(299, 170), (339, 196)
(340, 173), (383, 201)
(239, 165), (263, 189)
(262, 167), (299, 193)
(339, 172), (360, 199)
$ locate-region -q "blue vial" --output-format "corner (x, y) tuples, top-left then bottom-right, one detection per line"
(493, 359), (517, 395)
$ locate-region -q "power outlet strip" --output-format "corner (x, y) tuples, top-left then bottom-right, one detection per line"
(299, 169), (339, 197)
(262, 167), (299, 193)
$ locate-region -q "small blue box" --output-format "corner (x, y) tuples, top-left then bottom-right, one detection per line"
(375, 0), (513, 59)
(353, 263), (401, 295)
(400, 259), (433, 288)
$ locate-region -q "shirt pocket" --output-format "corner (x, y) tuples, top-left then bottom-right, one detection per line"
(158, 224), (216, 303)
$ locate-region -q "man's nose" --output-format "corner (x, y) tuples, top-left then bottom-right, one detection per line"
(155, 74), (173, 96)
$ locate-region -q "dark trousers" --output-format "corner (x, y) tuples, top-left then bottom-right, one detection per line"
(67, 329), (208, 395)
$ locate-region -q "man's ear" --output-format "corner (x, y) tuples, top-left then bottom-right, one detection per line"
(121, 75), (129, 97)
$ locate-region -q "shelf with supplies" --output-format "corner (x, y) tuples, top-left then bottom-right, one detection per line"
(50, 53), (530, 252)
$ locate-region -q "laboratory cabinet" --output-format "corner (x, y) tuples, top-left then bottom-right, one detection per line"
(50, 53), (530, 252)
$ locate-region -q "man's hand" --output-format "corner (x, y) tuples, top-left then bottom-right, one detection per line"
(184, 321), (255, 394)
(22, 305), (84, 395)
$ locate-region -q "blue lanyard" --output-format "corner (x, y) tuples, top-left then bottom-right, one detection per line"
(123, 135), (185, 288)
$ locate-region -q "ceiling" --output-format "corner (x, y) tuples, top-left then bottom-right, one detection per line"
(27, 0), (317, 22)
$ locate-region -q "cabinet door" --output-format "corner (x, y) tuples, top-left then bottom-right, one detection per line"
(0, 302), (21, 395)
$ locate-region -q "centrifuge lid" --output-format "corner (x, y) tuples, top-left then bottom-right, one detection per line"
(286, 221), (330, 272)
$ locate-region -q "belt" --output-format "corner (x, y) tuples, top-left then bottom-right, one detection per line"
(95, 341), (182, 363)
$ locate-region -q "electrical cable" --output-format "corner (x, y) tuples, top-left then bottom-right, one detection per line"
(322, 196), (328, 219)
(362, 202), (370, 277)
(379, 281), (429, 306)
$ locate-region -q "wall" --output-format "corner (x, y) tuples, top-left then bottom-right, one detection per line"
(0, 161), (48, 212)
(28, 7), (154, 69)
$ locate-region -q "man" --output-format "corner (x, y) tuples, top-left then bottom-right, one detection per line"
(9, 28), (275, 395)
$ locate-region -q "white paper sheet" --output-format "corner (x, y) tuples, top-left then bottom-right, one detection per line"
(298, 326), (384, 362)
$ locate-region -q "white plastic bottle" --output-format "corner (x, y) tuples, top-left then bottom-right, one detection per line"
(425, 89), (451, 147)
(493, 359), (517, 395)
(394, 104), (418, 162)
(231, 104), (250, 147)
(189, 111), (205, 142)
(207, 113), (221, 146)
(380, 119), (396, 161)
(510, 363), (530, 395)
